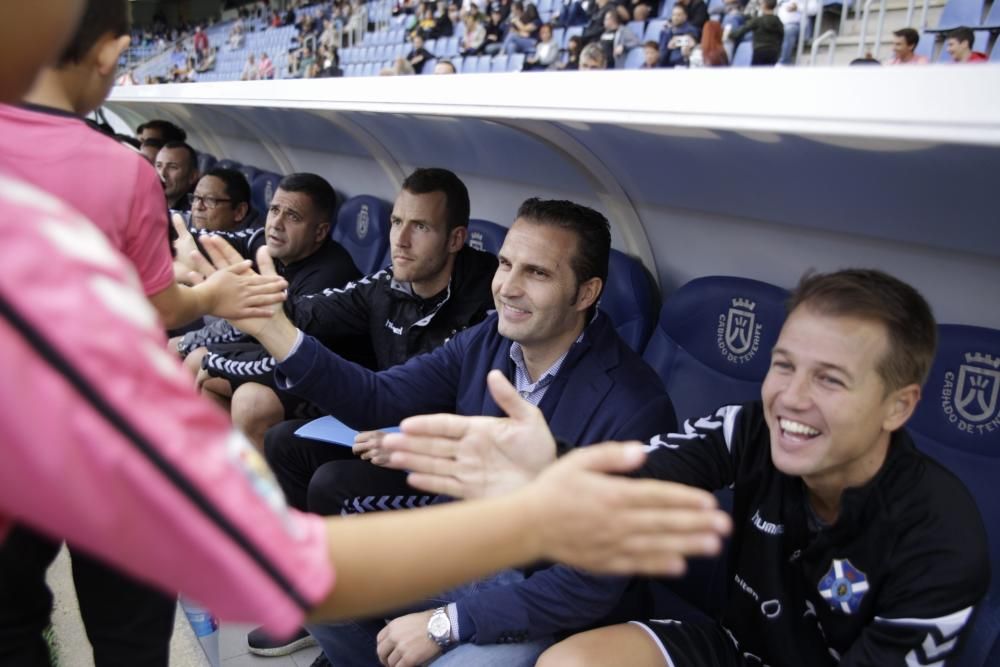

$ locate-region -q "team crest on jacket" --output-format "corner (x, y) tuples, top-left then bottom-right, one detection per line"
(818, 559), (869, 614)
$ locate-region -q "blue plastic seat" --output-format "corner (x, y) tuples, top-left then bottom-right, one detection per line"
(237, 164), (259, 186)
(563, 25), (584, 47)
(215, 159), (241, 170)
(476, 55), (493, 73)
(332, 195), (393, 275)
(907, 324), (1000, 667)
(250, 171), (282, 218)
(927, 0), (986, 31)
(597, 250), (658, 353)
(983, 0), (1000, 27)
(197, 152), (217, 175)
(644, 18), (667, 43)
(466, 219), (507, 255)
(491, 54), (510, 72)
(732, 37), (754, 66)
(508, 53), (526, 71)
(914, 31), (937, 59)
(624, 46), (646, 68)
(642, 275), (789, 423)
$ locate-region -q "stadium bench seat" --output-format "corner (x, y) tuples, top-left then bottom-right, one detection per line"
(333, 194), (393, 274)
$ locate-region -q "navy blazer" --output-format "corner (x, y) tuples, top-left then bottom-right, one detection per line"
(277, 311), (677, 643)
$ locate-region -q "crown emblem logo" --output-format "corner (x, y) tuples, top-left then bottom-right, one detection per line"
(731, 297), (756, 311)
(964, 353), (1000, 369)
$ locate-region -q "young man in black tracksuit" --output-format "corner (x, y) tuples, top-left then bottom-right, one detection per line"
(386, 269), (990, 667)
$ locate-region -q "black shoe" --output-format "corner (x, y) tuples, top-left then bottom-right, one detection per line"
(309, 654), (332, 667)
(247, 625), (317, 656)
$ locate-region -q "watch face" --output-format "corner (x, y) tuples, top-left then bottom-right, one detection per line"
(428, 611), (450, 640)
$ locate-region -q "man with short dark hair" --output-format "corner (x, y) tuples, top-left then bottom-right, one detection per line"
(888, 27), (928, 64)
(226, 198), (679, 666)
(155, 140), (200, 211)
(190, 168), (255, 233)
(729, 0), (784, 66)
(176, 172), (363, 405)
(136, 118), (187, 143)
(945, 26), (987, 63)
(392, 269), (990, 667)
(658, 5), (699, 67)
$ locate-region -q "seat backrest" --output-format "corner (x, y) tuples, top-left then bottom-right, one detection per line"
(643, 275), (789, 422)
(644, 18), (667, 43)
(237, 164), (259, 186)
(466, 218), (507, 255)
(732, 36), (754, 66)
(624, 46), (646, 69)
(935, 0), (986, 30)
(907, 323), (1000, 667)
(215, 158), (241, 170)
(491, 54), (509, 72)
(600, 249), (659, 353)
(197, 152), (217, 175)
(332, 194), (392, 274)
(250, 171), (282, 217)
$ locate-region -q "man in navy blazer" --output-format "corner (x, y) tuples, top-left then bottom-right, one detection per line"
(232, 197), (677, 666)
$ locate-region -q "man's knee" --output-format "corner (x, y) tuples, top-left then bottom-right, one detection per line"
(232, 383), (284, 432)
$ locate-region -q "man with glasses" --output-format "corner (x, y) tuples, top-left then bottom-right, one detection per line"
(190, 168), (257, 233)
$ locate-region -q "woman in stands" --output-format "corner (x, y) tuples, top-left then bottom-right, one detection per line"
(526, 22), (560, 69)
(684, 19), (729, 67)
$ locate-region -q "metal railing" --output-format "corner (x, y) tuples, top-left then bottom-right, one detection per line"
(811, 28), (839, 63)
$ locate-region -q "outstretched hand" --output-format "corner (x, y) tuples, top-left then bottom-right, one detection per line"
(524, 443), (732, 576)
(380, 370), (556, 498)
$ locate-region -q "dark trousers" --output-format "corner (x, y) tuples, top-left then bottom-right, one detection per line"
(0, 526), (175, 667)
(751, 47), (780, 66)
(264, 419), (430, 517)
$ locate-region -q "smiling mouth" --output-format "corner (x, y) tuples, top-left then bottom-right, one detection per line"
(779, 417), (821, 441)
(501, 302), (530, 317)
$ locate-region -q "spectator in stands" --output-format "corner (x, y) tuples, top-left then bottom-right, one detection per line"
(461, 12), (488, 53)
(503, 1), (543, 53)
(259, 51), (276, 78)
(137, 118), (187, 143)
(177, 173), (363, 401)
(658, 4), (699, 67)
(640, 39), (660, 67)
(483, 4), (507, 54)
(558, 34), (585, 68)
(317, 47), (343, 77)
(319, 18), (338, 52)
(406, 33), (435, 70)
(140, 137), (165, 164)
(945, 26), (987, 63)
(189, 168), (255, 233)
(192, 24), (210, 65)
(580, 40), (609, 67)
(395, 269), (988, 667)
(251, 198), (678, 666)
(242, 52), (260, 80)
(777, 0), (802, 64)
(434, 0), (457, 37)
(555, 0), (591, 26)
(415, 2), (439, 38)
(630, 0), (657, 22)
(155, 140), (200, 211)
(600, 10), (639, 68)
(721, 0), (748, 35)
(434, 58), (459, 72)
(526, 22), (561, 68)
(675, 0), (709, 35)
(228, 16), (246, 50)
(887, 28), (929, 64)
(729, 0), (783, 66)
(683, 19), (728, 66)
(581, 0), (628, 46)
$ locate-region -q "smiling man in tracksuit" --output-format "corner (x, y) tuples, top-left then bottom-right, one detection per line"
(535, 269), (989, 666)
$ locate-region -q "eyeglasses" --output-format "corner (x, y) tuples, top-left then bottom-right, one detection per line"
(188, 193), (233, 209)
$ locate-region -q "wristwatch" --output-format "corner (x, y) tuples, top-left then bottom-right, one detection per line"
(426, 606), (453, 649)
